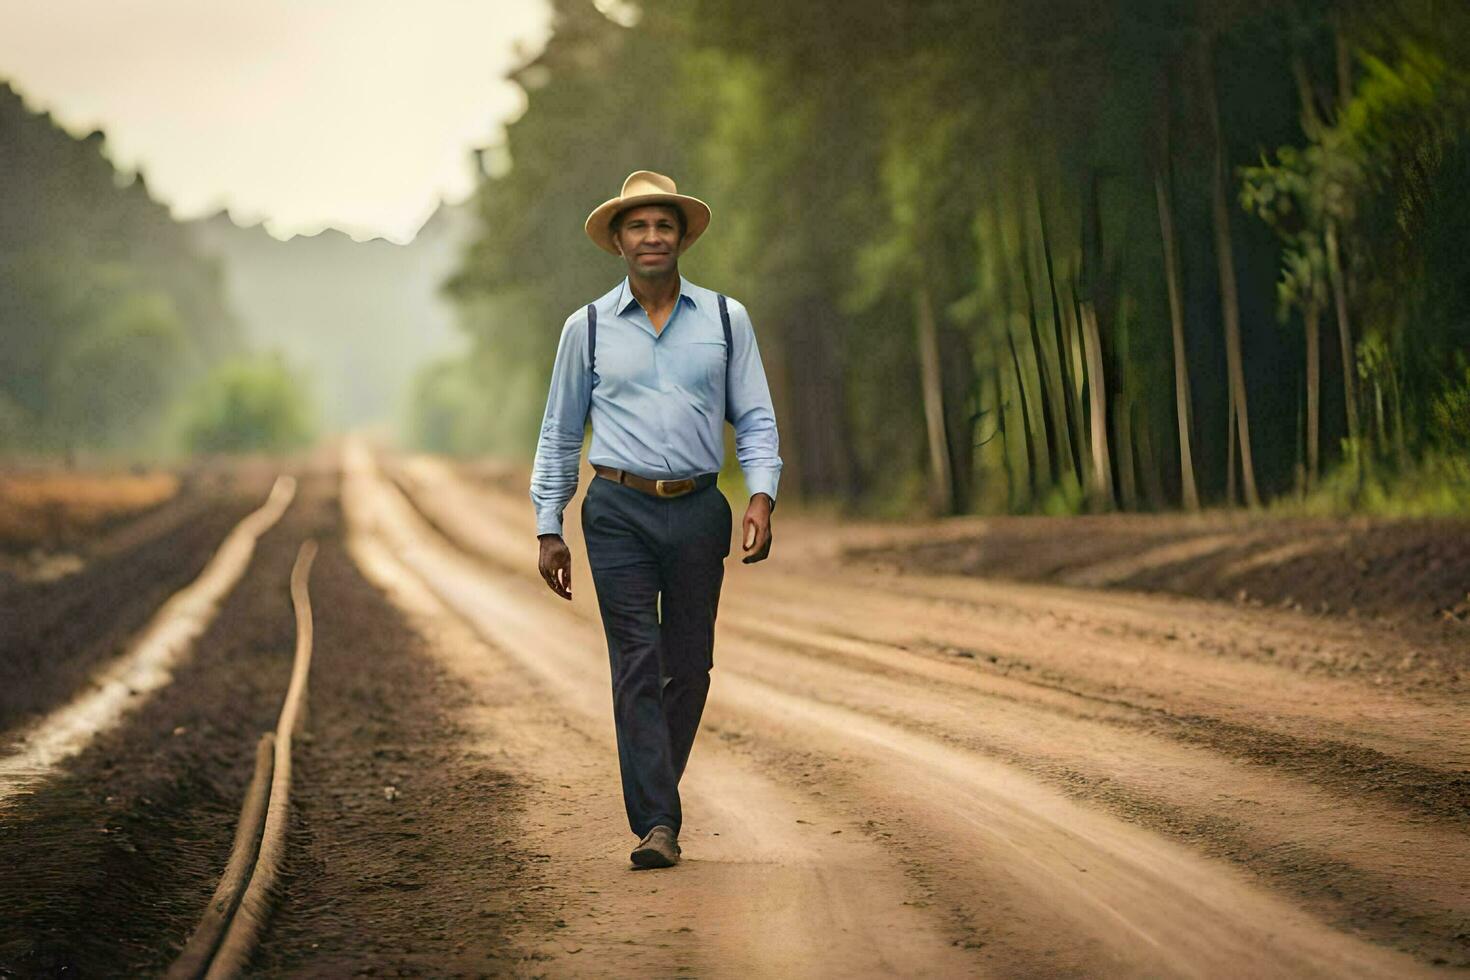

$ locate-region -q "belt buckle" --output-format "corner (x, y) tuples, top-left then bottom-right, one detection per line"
(655, 478), (694, 498)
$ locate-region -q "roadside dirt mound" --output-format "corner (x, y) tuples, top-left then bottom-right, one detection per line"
(848, 511), (1470, 639)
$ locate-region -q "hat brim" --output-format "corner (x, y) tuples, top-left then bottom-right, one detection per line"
(584, 192), (711, 256)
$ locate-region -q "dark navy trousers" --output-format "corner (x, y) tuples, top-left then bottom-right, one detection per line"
(580, 473), (731, 839)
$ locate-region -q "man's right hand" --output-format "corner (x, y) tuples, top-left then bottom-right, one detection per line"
(538, 533), (573, 600)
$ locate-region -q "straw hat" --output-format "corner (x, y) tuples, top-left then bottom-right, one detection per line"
(584, 170), (711, 256)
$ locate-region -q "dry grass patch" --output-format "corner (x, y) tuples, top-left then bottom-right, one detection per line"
(0, 471), (179, 549)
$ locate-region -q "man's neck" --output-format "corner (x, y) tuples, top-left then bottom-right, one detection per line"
(627, 269), (681, 314)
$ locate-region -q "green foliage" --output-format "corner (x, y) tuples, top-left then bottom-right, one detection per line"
(1039, 473), (1088, 516)
(1429, 356), (1470, 450)
(429, 0), (1470, 518)
(1287, 439), (1470, 517)
(59, 293), (186, 445)
(0, 81), (241, 455)
(1243, 34), (1470, 478)
(178, 355), (314, 454)
(1240, 149), (1332, 322)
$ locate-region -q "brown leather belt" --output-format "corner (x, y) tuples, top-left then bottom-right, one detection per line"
(593, 464), (718, 499)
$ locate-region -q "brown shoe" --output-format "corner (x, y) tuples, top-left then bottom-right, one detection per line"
(630, 825), (680, 868)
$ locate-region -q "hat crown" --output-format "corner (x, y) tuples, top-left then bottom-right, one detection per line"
(621, 170), (677, 197)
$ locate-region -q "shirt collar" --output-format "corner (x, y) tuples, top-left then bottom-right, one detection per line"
(615, 275), (698, 318)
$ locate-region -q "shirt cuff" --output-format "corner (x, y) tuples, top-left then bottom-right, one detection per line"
(743, 467), (780, 506)
(535, 508), (565, 537)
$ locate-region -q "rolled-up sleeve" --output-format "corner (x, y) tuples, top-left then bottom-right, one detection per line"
(724, 299), (783, 504)
(530, 310), (592, 536)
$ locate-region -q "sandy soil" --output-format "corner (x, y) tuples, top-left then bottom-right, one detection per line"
(843, 511), (1470, 692)
(370, 448), (1466, 976)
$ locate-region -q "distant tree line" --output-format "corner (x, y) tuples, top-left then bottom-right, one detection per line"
(432, 0), (1470, 515)
(0, 81), (312, 458)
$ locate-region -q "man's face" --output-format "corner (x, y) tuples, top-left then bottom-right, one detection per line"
(613, 204), (684, 279)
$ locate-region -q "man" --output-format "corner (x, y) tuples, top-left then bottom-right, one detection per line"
(529, 171), (783, 870)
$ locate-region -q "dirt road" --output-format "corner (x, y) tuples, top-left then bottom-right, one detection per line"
(0, 446), (1464, 977)
(363, 445), (1465, 976)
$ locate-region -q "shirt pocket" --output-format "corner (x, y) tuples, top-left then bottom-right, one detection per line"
(665, 339), (727, 397)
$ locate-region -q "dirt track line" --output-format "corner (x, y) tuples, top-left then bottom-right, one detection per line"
(165, 733), (276, 979)
(168, 539), (318, 980)
(1058, 531), (1258, 586)
(732, 571), (1467, 770)
(380, 454), (525, 575)
(0, 475), (296, 808)
(708, 626), (1469, 960)
(720, 599), (1470, 823)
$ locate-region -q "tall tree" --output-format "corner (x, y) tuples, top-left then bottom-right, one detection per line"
(1202, 39), (1262, 507)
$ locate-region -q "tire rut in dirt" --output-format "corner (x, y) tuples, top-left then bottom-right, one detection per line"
(701, 634), (1468, 967)
(0, 469), (316, 977)
(935, 642), (1468, 824)
(704, 712), (1468, 970)
(853, 516), (1470, 693)
(244, 472), (532, 977)
(779, 626), (1468, 825)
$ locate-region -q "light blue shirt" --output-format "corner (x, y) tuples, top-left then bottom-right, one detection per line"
(530, 275), (783, 536)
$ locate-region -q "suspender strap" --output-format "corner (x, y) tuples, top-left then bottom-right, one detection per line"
(718, 294), (734, 422)
(717, 293), (733, 351)
(586, 303), (597, 378)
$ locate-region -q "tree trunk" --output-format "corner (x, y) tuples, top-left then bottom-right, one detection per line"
(1205, 42), (1261, 507)
(941, 328), (977, 512)
(1335, 18), (1354, 115)
(1226, 387), (1238, 506)
(915, 282), (953, 515)
(993, 204), (1051, 492)
(1294, 373), (1306, 497)
(1390, 356), (1407, 467)
(1079, 301), (1114, 510)
(772, 296), (858, 500)
(1137, 409), (1167, 509)
(1373, 378), (1387, 449)
(1009, 204), (1063, 486)
(989, 341), (1018, 509)
(1325, 221), (1360, 445)
(1154, 168), (1200, 510)
(1305, 302), (1321, 488)
(1040, 191), (1087, 478)
(1291, 52), (1325, 133)
(1059, 296), (1092, 489)
(1006, 324), (1039, 504)
(1115, 390), (1138, 510)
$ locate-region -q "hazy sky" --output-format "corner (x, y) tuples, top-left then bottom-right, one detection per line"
(0, 0), (554, 243)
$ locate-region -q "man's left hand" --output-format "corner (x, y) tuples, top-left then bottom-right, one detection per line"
(741, 493), (774, 564)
